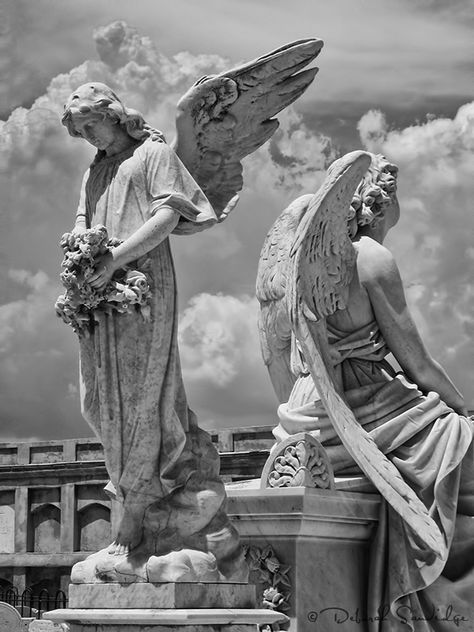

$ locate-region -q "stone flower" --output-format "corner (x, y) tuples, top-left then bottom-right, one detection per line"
(55, 225), (152, 335)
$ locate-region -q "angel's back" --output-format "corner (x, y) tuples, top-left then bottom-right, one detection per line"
(325, 236), (386, 336)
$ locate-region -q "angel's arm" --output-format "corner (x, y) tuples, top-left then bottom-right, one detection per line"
(72, 169), (90, 234)
(87, 208), (180, 288)
(112, 207), (180, 267)
(359, 239), (467, 415)
(147, 141), (217, 225)
(88, 141), (212, 288)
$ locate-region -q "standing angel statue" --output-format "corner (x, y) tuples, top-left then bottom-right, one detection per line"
(56, 39), (322, 583)
(257, 152), (474, 629)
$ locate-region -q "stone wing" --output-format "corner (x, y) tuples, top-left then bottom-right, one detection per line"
(256, 195), (312, 403)
(172, 39), (323, 217)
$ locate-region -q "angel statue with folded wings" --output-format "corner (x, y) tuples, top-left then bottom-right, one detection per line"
(56, 39), (323, 584)
(257, 151), (474, 630)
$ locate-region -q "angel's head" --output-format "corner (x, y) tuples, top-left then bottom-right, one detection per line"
(61, 83), (163, 151)
(348, 154), (399, 239)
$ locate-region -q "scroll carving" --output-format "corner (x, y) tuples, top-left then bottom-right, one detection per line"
(260, 432), (334, 490)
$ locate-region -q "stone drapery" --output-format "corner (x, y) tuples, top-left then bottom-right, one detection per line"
(276, 321), (474, 631)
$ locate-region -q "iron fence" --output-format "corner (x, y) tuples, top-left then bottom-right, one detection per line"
(0, 586), (67, 619)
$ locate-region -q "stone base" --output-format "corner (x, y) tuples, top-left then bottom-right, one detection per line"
(69, 582), (256, 609)
(227, 485), (381, 632)
(43, 607), (288, 631)
(58, 626), (257, 632)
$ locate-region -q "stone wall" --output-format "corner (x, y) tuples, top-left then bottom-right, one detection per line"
(0, 428), (274, 592)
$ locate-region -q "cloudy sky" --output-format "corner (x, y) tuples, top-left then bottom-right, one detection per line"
(1, 0), (473, 441)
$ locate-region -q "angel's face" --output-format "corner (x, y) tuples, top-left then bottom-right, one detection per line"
(70, 113), (120, 154)
(379, 163), (399, 237)
(381, 194), (400, 240)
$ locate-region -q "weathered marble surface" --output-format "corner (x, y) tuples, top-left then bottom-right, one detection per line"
(260, 431), (334, 490)
(0, 601), (22, 631)
(69, 583), (255, 609)
(228, 486), (380, 539)
(58, 37), (323, 586)
(65, 625), (255, 632)
(66, 626), (256, 632)
(227, 487), (381, 632)
(70, 546), (247, 585)
(256, 151), (474, 629)
(43, 607), (288, 627)
(28, 621), (68, 631)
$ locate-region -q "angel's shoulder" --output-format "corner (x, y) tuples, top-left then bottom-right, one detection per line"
(135, 138), (176, 174)
(355, 236), (398, 286)
(138, 136), (167, 156)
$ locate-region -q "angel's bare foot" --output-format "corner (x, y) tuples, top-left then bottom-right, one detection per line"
(108, 508), (144, 556)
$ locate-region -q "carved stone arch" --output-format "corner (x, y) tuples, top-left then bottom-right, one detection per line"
(28, 503), (61, 553)
(75, 502), (111, 551)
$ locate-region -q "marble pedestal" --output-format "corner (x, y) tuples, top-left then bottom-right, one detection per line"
(43, 582), (288, 631)
(43, 608), (287, 631)
(227, 485), (381, 632)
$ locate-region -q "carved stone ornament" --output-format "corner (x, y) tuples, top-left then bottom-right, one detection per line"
(244, 544), (291, 615)
(260, 432), (335, 490)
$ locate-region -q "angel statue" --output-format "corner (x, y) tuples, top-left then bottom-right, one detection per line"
(257, 151), (474, 630)
(56, 39), (323, 584)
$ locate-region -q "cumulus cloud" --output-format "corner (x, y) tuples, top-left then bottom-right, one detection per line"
(359, 103), (474, 405)
(0, 20), (308, 438)
(178, 293), (278, 430)
(1, 17), (473, 442)
(245, 108), (337, 199)
(357, 109), (389, 153)
(179, 293), (262, 386)
(0, 269), (55, 353)
(0, 268), (86, 439)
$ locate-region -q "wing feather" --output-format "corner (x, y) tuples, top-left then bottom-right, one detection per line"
(290, 152), (366, 321)
(173, 39), (323, 215)
(256, 195), (312, 402)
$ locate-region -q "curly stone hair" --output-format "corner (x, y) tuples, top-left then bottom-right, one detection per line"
(61, 82), (164, 143)
(348, 153), (398, 238)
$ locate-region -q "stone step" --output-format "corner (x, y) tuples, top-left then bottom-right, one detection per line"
(69, 582), (256, 609)
(43, 607), (288, 630)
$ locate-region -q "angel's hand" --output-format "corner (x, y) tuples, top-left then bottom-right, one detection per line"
(172, 218), (217, 236)
(87, 251), (117, 290)
(172, 196), (239, 236)
(72, 223), (87, 236)
(217, 195), (239, 224)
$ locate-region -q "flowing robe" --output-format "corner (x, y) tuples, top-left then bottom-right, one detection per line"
(277, 322), (474, 632)
(77, 138), (218, 512)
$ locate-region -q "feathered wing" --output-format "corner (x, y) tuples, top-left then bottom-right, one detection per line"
(172, 39), (323, 217)
(256, 194), (313, 402)
(288, 151), (446, 559)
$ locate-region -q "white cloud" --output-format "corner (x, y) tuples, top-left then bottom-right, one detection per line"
(1, 15), (473, 442)
(0, 268), (89, 438)
(357, 110), (388, 153)
(178, 293), (261, 387)
(246, 108), (337, 198)
(359, 102), (474, 406)
(0, 270), (56, 352)
(0, 21), (288, 437)
(178, 292), (278, 430)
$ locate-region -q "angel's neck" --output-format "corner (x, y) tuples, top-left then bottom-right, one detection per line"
(355, 223), (386, 244)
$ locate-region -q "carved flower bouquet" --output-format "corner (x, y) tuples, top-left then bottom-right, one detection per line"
(55, 225), (152, 335)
